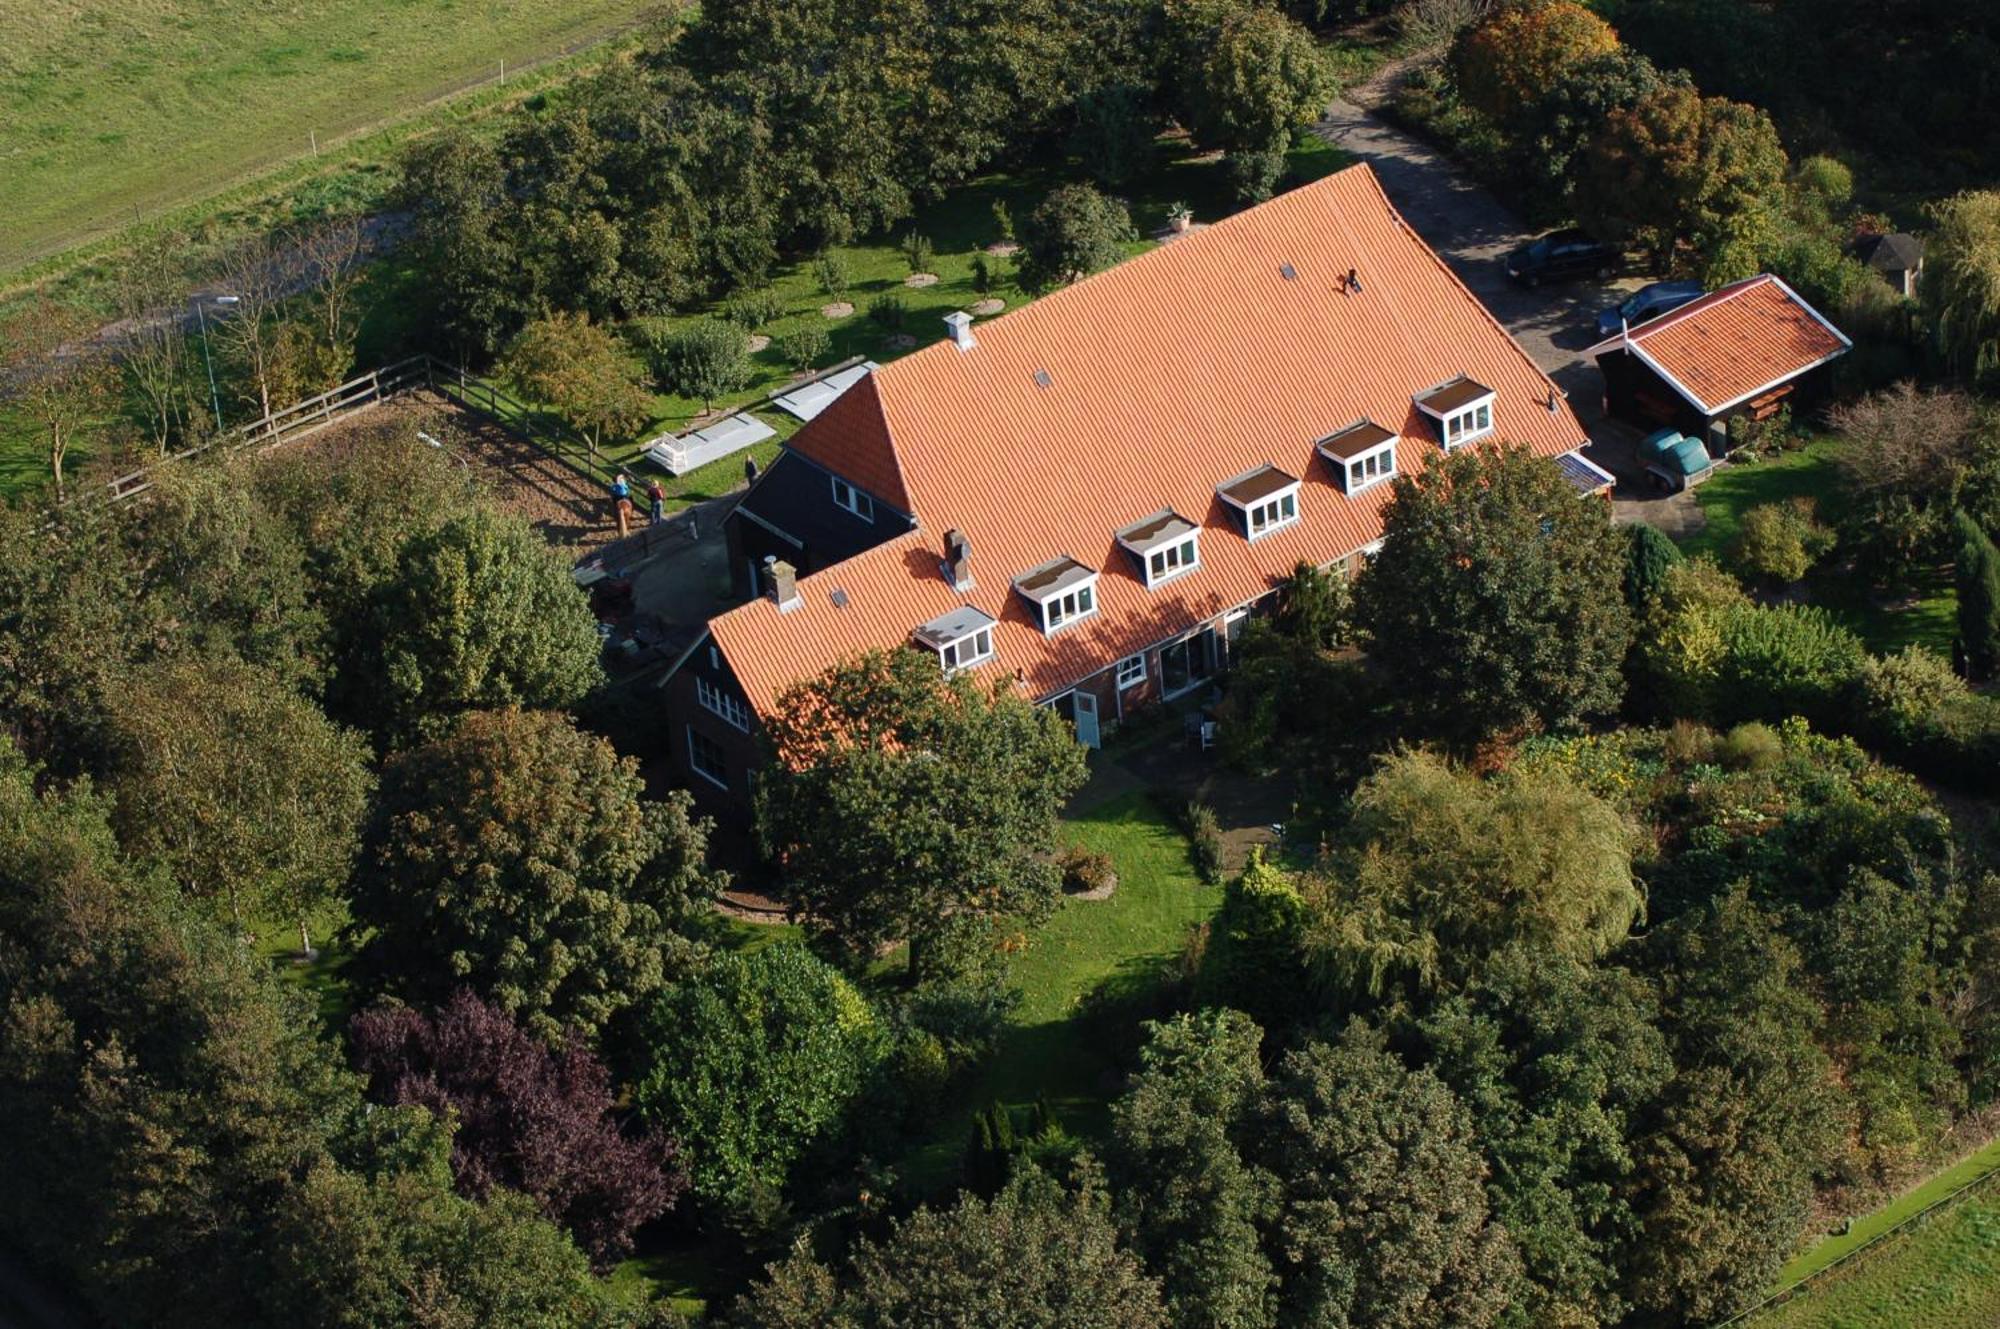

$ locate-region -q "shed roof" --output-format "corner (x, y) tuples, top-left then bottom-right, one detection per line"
(708, 163), (1590, 715)
(1856, 232), (1923, 273)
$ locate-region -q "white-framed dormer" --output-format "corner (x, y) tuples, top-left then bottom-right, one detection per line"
(1217, 464), (1302, 541)
(912, 606), (998, 674)
(1317, 420), (1400, 495)
(830, 474), (875, 522)
(1415, 377), (1495, 450)
(1116, 510), (1202, 589)
(1014, 556), (1099, 635)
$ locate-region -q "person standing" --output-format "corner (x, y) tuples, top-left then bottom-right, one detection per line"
(648, 479), (666, 526)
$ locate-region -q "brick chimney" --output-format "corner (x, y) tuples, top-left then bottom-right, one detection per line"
(768, 557), (801, 612)
(941, 529), (973, 590)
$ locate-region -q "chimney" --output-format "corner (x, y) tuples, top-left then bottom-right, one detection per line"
(943, 310), (977, 351)
(941, 529), (973, 591)
(768, 557), (801, 612)
(1344, 267), (1363, 295)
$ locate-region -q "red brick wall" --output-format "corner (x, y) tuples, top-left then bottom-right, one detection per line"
(661, 649), (764, 823)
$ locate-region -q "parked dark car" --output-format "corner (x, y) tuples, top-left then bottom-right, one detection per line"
(1595, 281), (1705, 338)
(1505, 229), (1620, 286)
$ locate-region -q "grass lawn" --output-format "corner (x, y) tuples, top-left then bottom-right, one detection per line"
(0, 0), (658, 275)
(1674, 435), (1957, 656)
(1752, 1185), (2000, 1328)
(896, 789), (1218, 1191)
(249, 903), (361, 1031)
(1777, 1137), (2000, 1287)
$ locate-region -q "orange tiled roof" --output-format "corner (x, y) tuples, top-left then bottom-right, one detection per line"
(710, 162), (1590, 716)
(1606, 274), (1850, 415)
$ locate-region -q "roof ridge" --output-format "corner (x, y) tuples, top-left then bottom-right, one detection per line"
(1347, 164), (1578, 427)
(1629, 273), (1770, 341)
(871, 162), (1381, 391)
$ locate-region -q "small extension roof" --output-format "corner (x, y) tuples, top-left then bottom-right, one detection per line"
(1856, 232), (1922, 273)
(1317, 420), (1397, 460)
(914, 605), (997, 646)
(1585, 274), (1850, 417)
(1415, 376), (1494, 415)
(1217, 464), (1300, 507)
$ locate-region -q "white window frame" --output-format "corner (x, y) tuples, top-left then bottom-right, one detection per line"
(695, 676), (752, 731)
(1442, 400), (1494, 449)
(937, 626), (995, 673)
(1038, 579), (1099, 633)
(1144, 534), (1201, 587)
(1115, 653), (1146, 691)
(830, 475), (875, 522)
(1244, 486), (1301, 540)
(1345, 442), (1397, 493)
(686, 726), (728, 789)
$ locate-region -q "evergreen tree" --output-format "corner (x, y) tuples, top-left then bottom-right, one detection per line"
(1954, 510), (2000, 677)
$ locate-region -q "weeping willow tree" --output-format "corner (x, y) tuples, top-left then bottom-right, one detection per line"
(1302, 750), (1642, 1003)
(1921, 190), (2000, 383)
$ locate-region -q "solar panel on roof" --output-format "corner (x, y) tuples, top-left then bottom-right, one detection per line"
(1032, 369), (1053, 389)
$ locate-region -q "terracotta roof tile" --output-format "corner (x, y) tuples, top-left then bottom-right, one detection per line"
(1615, 274), (1850, 415)
(710, 163), (1590, 715)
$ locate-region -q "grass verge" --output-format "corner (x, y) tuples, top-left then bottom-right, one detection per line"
(0, 0), (660, 278)
(1753, 1175), (2000, 1327)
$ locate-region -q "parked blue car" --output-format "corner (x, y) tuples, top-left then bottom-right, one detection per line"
(1596, 281), (1705, 338)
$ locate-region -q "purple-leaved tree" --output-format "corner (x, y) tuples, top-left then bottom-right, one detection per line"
(350, 989), (684, 1268)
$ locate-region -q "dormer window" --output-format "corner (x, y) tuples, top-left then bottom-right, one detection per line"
(1116, 510), (1202, 589)
(1318, 421), (1399, 495)
(831, 475), (874, 521)
(1415, 377), (1496, 450)
(1014, 557), (1099, 635)
(913, 606), (998, 674)
(1217, 465), (1302, 541)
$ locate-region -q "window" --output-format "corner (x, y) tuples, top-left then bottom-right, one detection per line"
(1116, 653), (1146, 690)
(1443, 401), (1493, 448)
(686, 727), (727, 789)
(696, 676), (752, 731)
(1146, 535), (1200, 585)
(1042, 582), (1097, 631)
(938, 627), (994, 672)
(830, 476), (874, 521)
(1245, 488), (1299, 539)
(1346, 444), (1396, 492)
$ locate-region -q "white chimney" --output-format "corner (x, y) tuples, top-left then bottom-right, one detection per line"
(768, 558), (802, 613)
(943, 310), (976, 352)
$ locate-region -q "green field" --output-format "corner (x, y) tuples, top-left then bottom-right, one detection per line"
(1753, 1185), (2000, 1328)
(0, 0), (656, 274)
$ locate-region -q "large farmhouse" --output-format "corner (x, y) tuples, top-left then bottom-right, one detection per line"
(662, 162), (1599, 808)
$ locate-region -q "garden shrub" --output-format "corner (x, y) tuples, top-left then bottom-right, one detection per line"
(1184, 800), (1225, 883)
(723, 287), (787, 329)
(1716, 721), (1783, 772)
(1198, 848), (1311, 1030)
(1058, 843), (1116, 894)
(867, 291), (908, 330)
(900, 232), (935, 275)
(1732, 499), (1835, 585)
(775, 325), (831, 372)
(813, 252), (849, 298)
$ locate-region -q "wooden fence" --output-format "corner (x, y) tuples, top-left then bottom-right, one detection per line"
(102, 355), (435, 502)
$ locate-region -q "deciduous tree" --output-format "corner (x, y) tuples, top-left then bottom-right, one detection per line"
(1109, 1011), (1278, 1329)
(1303, 751), (1640, 1002)
(365, 507), (604, 742)
(0, 293), (114, 498)
(1254, 1023), (1522, 1329)
(1355, 446), (1632, 745)
(1452, 0), (1620, 126)
(503, 311), (653, 453)
(733, 1161), (1169, 1328)
(350, 990), (684, 1267)
(635, 942), (879, 1213)
(1018, 184), (1136, 291)
(104, 654), (372, 950)
(1921, 189), (2000, 383)
(646, 319), (751, 412)
(756, 648), (1088, 979)
(1163, 0), (1334, 200)
(353, 708), (720, 1037)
